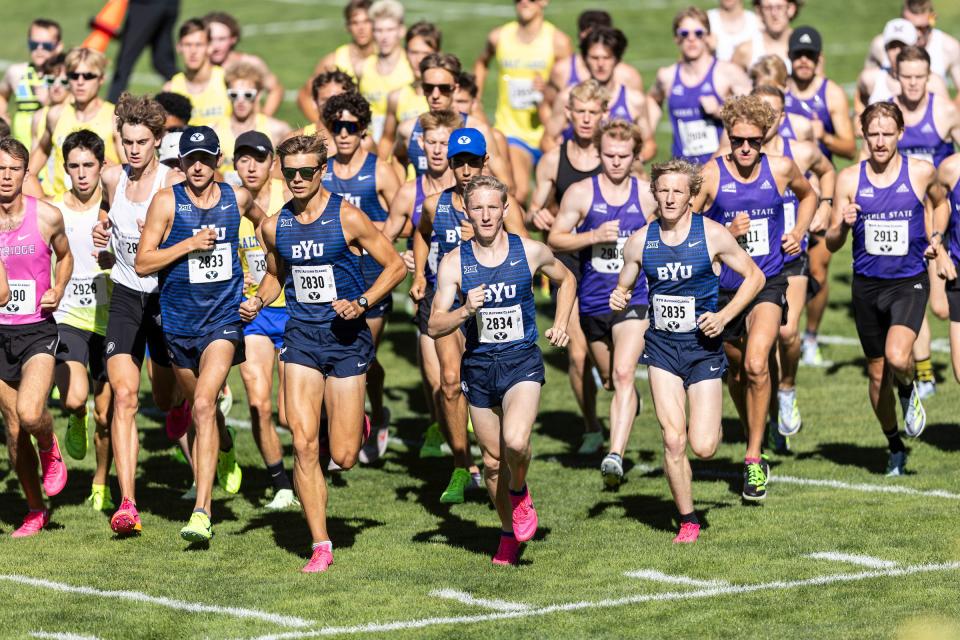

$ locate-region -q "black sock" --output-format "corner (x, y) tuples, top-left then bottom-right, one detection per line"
(267, 460), (292, 491)
(885, 430), (906, 453)
(679, 511), (699, 525)
(508, 484), (527, 497)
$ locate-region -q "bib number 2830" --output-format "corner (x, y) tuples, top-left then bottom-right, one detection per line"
(293, 265), (337, 303)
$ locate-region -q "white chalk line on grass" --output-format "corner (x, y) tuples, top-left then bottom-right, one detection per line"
(624, 569), (729, 588)
(243, 561), (960, 640)
(30, 632), (101, 640)
(429, 589), (529, 611)
(0, 575), (314, 629)
(805, 552), (898, 569)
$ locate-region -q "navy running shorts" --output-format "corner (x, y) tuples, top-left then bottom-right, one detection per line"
(460, 344), (545, 409)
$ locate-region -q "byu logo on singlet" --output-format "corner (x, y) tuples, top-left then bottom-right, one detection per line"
(193, 224), (226, 241)
(291, 240), (325, 259)
(446, 226), (462, 244)
(483, 282), (517, 303)
(656, 261), (693, 281)
(342, 193), (361, 207)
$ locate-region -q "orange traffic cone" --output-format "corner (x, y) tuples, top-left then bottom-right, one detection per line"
(82, 0), (129, 52)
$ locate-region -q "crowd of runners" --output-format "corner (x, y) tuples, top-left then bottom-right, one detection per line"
(1, 0), (959, 572)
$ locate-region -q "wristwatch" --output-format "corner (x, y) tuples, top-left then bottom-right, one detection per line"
(357, 296), (370, 310)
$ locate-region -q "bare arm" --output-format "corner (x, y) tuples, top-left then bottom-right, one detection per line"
(547, 181), (596, 253)
(378, 91), (402, 159)
(410, 195), (438, 301)
(376, 158), (402, 223)
(700, 217), (765, 336)
(339, 202), (406, 317)
(383, 181), (415, 242)
(504, 195), (529, 238)
(39, 202), (73, 311)
(805, 144), (837, 232)
(526, 237), (573, 347)
(28, 106), (58, 177)
(473, 28), (499, 99)
(822, 81), (856, 160)
(610, 226), (647, 310)
(0, 259), (9, 307)
(528, 149), (559, 229)
(261, 67), (284, 116)
(825, 166), (859, 253)
(427, 248), (468, 338)
(240, 216), (282, 320)
(777, 157), (817, 253)
(134, 189), (214, 276)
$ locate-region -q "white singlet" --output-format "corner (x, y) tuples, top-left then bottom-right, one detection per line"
(749, 30), (791, 73)
(107, 164), (170, 293)
(707, 8), (760, 63)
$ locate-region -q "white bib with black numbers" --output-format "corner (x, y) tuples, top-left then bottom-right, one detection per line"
(478, 304), (523, 343)
(864, 219), (909, 256)
(247, 249), (267, 285)
(188, 244), (232, 283)
(678, 119), (719, 157)
(591, 237), (627, 274)
(293, 265), (337, 303)
(3, 280), (36, 315)
(783, 200), (796, 233)
(653, 294), (696, 332)
(63, 274), (107, 308)
(428, 240), (439, 274)
(736, 218), (770, 257)
(506, 77), (542, 110)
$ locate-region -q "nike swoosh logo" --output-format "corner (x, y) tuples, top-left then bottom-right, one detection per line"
(357, 175), (372, 181)
(17, 234), (30, 241)
(526, 372), (537, 377)
(46, 340), (56, 350)
(321, 219), (333, 225)
(510, 260), (522, 266)
(223, 330), (237, 335)
(357, 362), (367, 367)
(710, 366), (720, 371)
(688, 240), (703, 247)
(221, 204), (231, 210)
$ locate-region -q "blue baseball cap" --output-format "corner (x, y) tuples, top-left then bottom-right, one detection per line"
(447, 128), (486, 159)
(179, 125), (221, 157)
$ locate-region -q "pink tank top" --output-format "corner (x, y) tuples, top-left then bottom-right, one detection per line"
(0, 196), (53, 325)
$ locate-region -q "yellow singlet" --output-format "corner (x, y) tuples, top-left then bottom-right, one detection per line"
(214, 113), (270, 184)
(395, 85), (428, 125)
(493, 20), (557, 148)
(169, 66), (231, 127)
(358, 54), (414, 142)
(50, 101), (119, 196)
(238, 178), (286, 307)
(333, 44), (358, 82)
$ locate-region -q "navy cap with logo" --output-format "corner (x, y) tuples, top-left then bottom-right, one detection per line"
(234, 130), (274, 158)
(178, 125), (221, 157)
(447, 127), (486, 158)
(788, 26), (822, 56)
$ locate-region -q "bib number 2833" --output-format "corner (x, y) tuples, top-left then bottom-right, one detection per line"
(188, 244), (232, 283)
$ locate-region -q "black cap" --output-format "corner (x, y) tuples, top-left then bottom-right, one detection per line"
(178, 125), (221, 157)
(234, 130), (273, 158)
(789, 26), (822, 56)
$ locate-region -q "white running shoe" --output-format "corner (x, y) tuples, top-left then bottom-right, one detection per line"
(359, 407), (391, 464)
(916, 379), (936, 400)
(777, 389), (802, 436)
(903, 382), (927, 438)
(264, 488), (300, 510)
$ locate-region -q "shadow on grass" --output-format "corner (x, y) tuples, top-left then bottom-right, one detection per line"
(914, 423), (960, 452)
(239, 512), (384, 558)
(794, 442), (890, 475)
(586, 491), (729, 533)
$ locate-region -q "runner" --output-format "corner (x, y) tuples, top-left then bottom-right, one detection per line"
(429, 174), (575, 566)
(475, 0), (572, 203)
(52, 130), (115, 511)
(649, 7), (751, 165)
(135, 125), (263, 542)
(233, 131), (298, 510)
(544, 27), (655, 160)
(382, 110), (457, 459)
(155, 92), (193, 133)
(91, 94), (190, 536)
(239, 133), (405, 572)
(611, 159), (764, 543)
(204, 12), (284, 117)
(733, 0), (801, 71)
(748, 55), (815, 143)
(29, 47), (123, 196)
(547, 10), (643, 96)
(693, 95), (816, 500)
(289, 70), (357, 144)
(215, 62), (292, 185)
(163, 18), (231, 127)
(378, 21), (441, 159)
(413, 127), (527, 501)
(298, 0), (375, 121)
(825, 102), (949, 476)
(549, 119), (657, 487)
(31, 54), (70, 196)
(394, 54), (512, 189)
(0, 136), (73, 537)
(357, 0), (414, 143)
(528, 79), (604, 454)
(453, 72), (514, 169)
(707, 0), (761, 63)
(865, 0), (960, 90)
(936, 152), (960, 384)
(321, 92), (401, 464)
(0, 19), (60, 147)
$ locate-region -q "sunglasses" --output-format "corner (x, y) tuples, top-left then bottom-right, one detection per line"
(331, 120), (362, 135)
(68, 72), (100, 81)
(227, 89), (257, 101)
(450, 155), (484, 169)
(676, 28), (706, 40)
(28, 39), (56, 52)
(44, 75), (68, 87)
(281, 165), (321, 181)
(789, 49), (819, 61)
(730, 135), (764, 150)
(423, 82), (455, 95)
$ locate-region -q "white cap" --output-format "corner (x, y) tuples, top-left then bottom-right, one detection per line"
(882, 18), (918, 47)
(159, 132), (182, 163)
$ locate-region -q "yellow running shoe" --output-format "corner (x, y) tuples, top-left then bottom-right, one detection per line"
(180, 510), (212, 542)
(86, 483), (115, 511)
(65, 412), (89, 460)
(217, 426), (242, 494)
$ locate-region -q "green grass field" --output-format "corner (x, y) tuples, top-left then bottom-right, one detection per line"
(1, 1), (960, 639)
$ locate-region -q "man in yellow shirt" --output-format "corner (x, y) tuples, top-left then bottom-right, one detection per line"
(163, 18), (231, 127)
(357, 0), (414, 143)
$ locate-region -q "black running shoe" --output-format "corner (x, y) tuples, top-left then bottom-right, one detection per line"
(742, 462), (767, 501)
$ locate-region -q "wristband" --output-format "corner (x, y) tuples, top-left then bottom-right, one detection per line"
(255, 295), (265, 309)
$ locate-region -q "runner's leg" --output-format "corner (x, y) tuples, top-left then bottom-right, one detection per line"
(284, 363), (328, 542)
(0, 379), (44, 511)
(743, 303), (781, 460)
(500, 381), (542, 493)
(607, 320), (646, 457)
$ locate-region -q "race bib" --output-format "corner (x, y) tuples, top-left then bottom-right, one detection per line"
(591, 237), (627, 274)
(506, 77), (542, 110)
(292, 265), (337, 303)
(653, 294), (696, 332)
(188, 243), (232, 283)
(864, 219), (909, 256)
(3, 279), (36, 316)
(370, 115), (386, 143)
(735, 218), (770, 257)
(783, 200), (797, 233)
(63, 274), (107, 308)
(247, 249), (267, 285)
(678, 119), (719, 157)
(479, 305), (524, 343)
(117, 232), (140, 266)
(428, 240), (439, 274)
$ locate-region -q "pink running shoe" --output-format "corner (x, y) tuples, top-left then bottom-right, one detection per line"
(362, 414), (372, 441)
(673, 522), (700, 544)
(491, 533), (520, 566)
(39, 434), (67, 496)
(302, 545), (334, 573)
(110, 497), (142, 535)
(166, 400), (192, 440)
(509, 487), (538, 542)
(11, 509), (49, 538)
